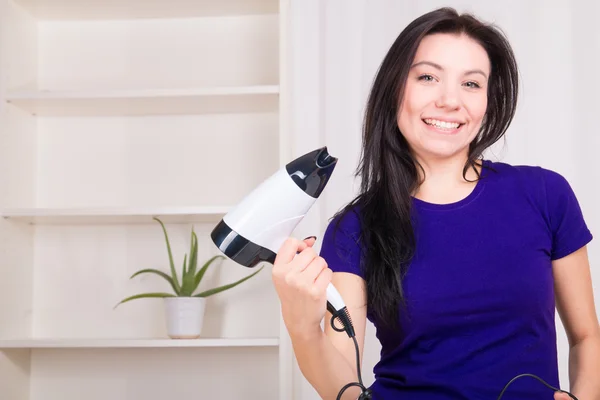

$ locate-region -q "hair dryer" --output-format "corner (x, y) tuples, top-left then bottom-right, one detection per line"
(210, 146), (355, 338)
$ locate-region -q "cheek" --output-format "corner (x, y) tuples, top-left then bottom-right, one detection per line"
(467, 95), (488, 122)
(398, 86), (428, 128)
(404, 85), (431, 115)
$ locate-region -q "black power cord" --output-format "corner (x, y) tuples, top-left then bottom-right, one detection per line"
(330, 309), (579, 400)
(329, 307), (372, 400)
(496, 373), (579, 400)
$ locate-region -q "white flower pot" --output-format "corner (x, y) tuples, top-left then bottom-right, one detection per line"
(164, 297), (206, 339)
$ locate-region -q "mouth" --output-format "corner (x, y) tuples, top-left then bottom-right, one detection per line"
(422, 118), (465, 135)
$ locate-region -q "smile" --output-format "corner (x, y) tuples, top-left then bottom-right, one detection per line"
(422, 118), (464, 134)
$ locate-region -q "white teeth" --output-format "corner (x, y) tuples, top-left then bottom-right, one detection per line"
(424, 118), (461, 130)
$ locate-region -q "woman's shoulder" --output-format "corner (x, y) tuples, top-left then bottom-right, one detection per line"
(320, 202), (364, 276)
(484, 159), (571, 192)
(324, 202), (362, 240)
(484, 159), (585, 224)
(486, 159), (593, 258)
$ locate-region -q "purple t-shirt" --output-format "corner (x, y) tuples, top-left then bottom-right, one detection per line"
(320, 159), (593, 399)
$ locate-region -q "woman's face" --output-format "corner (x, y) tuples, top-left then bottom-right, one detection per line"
(397, 33), (490, 163)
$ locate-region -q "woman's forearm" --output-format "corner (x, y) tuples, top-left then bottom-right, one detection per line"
(291, 327), (363, 400)
(569, 333), (600, 399)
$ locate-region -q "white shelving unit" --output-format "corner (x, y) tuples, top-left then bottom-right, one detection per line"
(0, 338), (280, 348)
(5, 85), (280, 116)
(0, 0), (293, 399)
(1, 206), (230, 224)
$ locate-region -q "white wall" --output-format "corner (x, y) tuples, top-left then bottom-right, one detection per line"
(290, 0), (600, 398)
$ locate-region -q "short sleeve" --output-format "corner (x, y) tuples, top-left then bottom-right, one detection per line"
(319, 208), (364, 278)
(541, 168), (593, 260)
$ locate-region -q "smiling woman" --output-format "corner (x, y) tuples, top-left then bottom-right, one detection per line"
(267, 6), (600, 400)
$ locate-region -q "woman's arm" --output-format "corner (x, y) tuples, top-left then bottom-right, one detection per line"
(553, 245), (600, 400)
(291, 272), (369, 400)
(272, 238), (369, 400)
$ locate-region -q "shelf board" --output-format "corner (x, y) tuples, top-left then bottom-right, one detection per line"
(13, 0), (279, 20)
(0, 337), (279, 349)
(5, 85), (279, 116)
(0, 206), (230, 225)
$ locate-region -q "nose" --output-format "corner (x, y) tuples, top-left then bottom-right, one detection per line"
(435, 84), (461, 110)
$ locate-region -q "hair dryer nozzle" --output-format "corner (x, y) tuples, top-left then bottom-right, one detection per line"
(286, 146), (337, 198)
(315, 146), (337, 168)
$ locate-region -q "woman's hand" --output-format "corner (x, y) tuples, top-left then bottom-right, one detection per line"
(271, 236), (333, 341)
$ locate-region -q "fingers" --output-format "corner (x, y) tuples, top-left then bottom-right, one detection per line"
(294, 236), (317, 256)
(274, 236), (317, 265)
(302, 254), (328, 281)
(314, 266), (333, 292)
(279, 247), (317, 283)
(274, 237), (304, 264)
(273, 236), (330, 303)
(290, 251), (330, 299)
(303, 236), (317, 247)
(297, 237), (315, 254)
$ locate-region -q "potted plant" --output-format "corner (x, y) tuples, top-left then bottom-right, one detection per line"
(115, 217), (264, 339)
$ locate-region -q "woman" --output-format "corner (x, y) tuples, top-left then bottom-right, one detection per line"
(271, 7), (600, 400)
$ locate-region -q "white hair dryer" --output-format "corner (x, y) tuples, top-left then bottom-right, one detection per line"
(210, 146), (354, 338)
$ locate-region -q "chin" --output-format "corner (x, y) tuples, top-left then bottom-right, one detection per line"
(417, 142), (469, 160)
(417, 133), (474, 157)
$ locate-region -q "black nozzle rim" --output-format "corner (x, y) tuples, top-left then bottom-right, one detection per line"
(286, 146), (338, 199)
(316, 146), (338, 168)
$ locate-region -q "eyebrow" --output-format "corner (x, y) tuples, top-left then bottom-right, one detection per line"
(411, 60), (488, 79)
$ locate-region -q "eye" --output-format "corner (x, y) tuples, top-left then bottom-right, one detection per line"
(464, 81), (481, 89)
(417, 74), (435, 82)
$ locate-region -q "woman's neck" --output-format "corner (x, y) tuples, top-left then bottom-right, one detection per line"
(412, 155), (482, 204)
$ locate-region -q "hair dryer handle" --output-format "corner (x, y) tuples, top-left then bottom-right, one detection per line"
(326, 282), (355, 338)
(326, 283), (346, 313)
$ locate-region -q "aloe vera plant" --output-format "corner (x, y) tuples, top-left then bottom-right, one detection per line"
(115, 217), (264, 307)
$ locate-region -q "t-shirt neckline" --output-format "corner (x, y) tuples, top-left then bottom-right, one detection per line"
(412, 159), (490, 211)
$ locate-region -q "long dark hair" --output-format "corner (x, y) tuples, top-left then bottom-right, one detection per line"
(332, 7), (519, 330)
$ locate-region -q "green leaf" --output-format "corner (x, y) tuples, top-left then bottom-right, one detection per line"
(180, 230), (199, 296)
(153, 217), (181, 293)
(114, 292), (176, 309)
(193, 255), (225, 293)
(194, 266), (264, 298)
(181, 255), (195, 296)
(180, 253), (196, 296)
(187, 229), (199, 277)
(129, 268), (179, 295)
